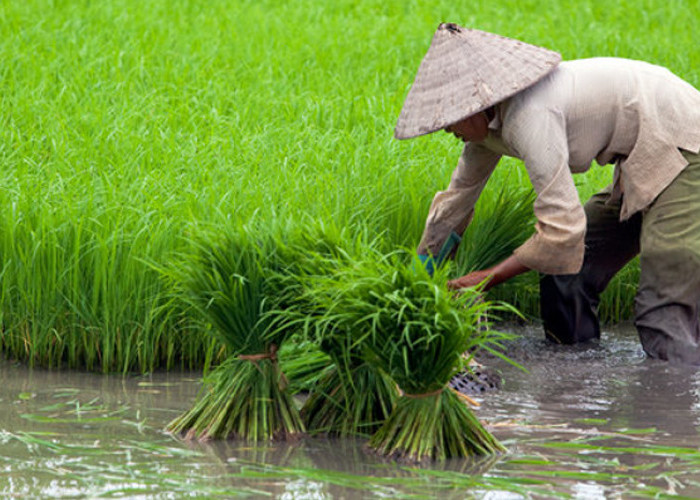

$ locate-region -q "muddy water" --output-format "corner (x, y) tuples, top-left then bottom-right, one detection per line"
(3, 323), (700, 498)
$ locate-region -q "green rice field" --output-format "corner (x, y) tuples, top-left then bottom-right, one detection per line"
(3, 0), (693, 373)
(2, 0), (700, 496)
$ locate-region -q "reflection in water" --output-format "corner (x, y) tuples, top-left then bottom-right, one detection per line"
(572, 481), (606, 499)
(3, 322), (700, 498)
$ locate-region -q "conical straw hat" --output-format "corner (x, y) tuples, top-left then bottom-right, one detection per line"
(395, 23), (561, 140)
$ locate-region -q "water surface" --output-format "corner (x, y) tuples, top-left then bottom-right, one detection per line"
(3, 323), (700, 498)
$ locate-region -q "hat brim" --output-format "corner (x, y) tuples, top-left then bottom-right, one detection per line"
(395, 24), (561, 140)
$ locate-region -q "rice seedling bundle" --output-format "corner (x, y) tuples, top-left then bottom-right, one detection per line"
(266, 226), (398, 436)
(448, 185), (540, 319)
(167, 227), (304, 441)
(300, 338), (397, 437)
(308, 252), (509, 461)
(278, 339), (331, 395)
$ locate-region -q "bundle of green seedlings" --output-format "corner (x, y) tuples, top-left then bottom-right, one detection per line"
(306, 251), (512, 461)
(300, 333), (398, 437)
(267, 227), (398, 436)
(166, 225), (304, 441)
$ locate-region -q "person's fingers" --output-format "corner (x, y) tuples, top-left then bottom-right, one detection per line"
(448, 271), (492, 291)
(447, 276), (475, 290)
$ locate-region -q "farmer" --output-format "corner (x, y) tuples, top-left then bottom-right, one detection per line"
(397, 23), (700, 364)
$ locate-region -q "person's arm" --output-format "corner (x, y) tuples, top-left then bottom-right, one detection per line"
(505, 105), (586, 275)
(417, 142), (501, 262)
(447, 102), (586, 290)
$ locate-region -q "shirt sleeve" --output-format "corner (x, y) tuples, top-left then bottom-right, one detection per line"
(504, 105), (586, 275)
(417, 142), (501, 257)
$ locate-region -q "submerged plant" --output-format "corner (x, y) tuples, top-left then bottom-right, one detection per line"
(166, 226), (304, 441)
(309, 252), (511, 461)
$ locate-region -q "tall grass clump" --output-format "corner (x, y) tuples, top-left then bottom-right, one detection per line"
(454, 185), (535, 274)
(166, 225), (304, 441)
(448, 183), (539, 318)
(0, 194), (206, 373)
(303, 251), (511, 461)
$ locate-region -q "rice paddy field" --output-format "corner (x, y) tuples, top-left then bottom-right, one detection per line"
(2, 0), (700, 497)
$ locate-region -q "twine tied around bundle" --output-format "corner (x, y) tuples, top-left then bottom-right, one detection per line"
(401, 388), (444, 399)
(237, 344), (288, 390)
(238, 343), (278, 363)
(399, 385), (480, 407)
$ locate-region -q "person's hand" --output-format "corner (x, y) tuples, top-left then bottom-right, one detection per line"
(447, 255), (530, 292)
(447, 270), (495, 291)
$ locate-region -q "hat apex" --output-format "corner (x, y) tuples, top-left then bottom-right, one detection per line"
(395, 24), (561, 140)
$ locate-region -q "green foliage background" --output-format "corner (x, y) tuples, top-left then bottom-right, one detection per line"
(0, 0), (696, 371)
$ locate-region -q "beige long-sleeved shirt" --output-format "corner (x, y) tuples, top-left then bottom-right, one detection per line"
(417, 58), (700, 275)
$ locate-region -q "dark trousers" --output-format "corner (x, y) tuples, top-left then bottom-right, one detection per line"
(541, 151), (700, 363)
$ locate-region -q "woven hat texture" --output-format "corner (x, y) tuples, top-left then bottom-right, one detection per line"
(395, 23), (561, 140)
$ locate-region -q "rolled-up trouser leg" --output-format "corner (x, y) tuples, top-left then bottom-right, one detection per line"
(541, 187), (642, 344)
(540, 274), (601, 344)
(636, 151), (700, 364)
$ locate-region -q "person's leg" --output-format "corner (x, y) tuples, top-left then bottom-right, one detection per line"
(541, 187), (642, 344)
(636, 151), (700, 363)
